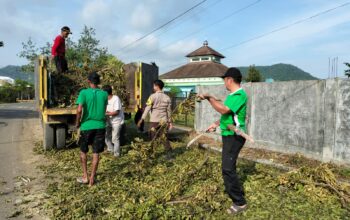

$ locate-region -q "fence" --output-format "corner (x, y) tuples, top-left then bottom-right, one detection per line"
(169, 95), (194, 127)
(195, 78), (350, 164)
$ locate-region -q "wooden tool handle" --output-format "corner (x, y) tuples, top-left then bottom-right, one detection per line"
(227, 125), (254, 143)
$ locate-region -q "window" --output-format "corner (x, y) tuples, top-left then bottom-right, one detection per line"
(201, 57), (209, 61)
(191, 58), (200, 62)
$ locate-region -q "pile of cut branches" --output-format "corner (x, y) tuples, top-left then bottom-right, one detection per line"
(49, 56), (127, 108)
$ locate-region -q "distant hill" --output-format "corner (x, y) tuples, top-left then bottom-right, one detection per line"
(238, 63), (318, 81)
(0, 65), (34, 83)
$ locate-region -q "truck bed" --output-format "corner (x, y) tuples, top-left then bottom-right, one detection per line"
(44, 107), (76, 115)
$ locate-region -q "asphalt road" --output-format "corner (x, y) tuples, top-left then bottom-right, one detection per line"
(0, 102), (44, 219)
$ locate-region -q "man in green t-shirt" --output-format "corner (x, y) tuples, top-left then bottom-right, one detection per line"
(75, 72), (108, 186)
(197, 67), (248, 214)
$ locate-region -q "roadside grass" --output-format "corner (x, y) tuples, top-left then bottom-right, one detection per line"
(33, 127), (350, 219)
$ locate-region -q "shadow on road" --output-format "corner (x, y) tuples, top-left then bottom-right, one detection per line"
(0, 109), (38, 119)
(0, 122), (8, 127)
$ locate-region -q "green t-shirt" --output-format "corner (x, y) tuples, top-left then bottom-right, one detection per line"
(220, 88), (247, 136)
(76, 88), (108, 131)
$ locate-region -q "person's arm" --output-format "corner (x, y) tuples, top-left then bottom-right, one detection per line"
(198, 94), (230, 115)
(206, 120), (220, 132)
(106, 110), (119, 116)
(75, 105), (83, 128)
(167, 98), (173, 130)
(75, 90), (85, 128)
(51, 36), (61, 57)
(138, 96), (153, 127)
(106, 96), (121, 116)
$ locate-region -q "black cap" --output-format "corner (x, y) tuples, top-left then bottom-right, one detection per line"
(221, 67), (242, 82)
(61, 26), (72, 34)
(88, 72), (101, 85)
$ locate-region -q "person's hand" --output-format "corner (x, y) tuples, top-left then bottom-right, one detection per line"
(206, 123), (218, 132)
(75, 122), (81, 129)
(137, 119), (143, 128)
(168, 122), (173, 131)
(196, 93), (210, 101)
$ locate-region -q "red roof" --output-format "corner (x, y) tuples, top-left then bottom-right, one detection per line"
(186, 41), (225, 58)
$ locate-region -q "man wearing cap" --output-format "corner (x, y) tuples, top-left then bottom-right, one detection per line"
(197, 67), (248, 214)
(75, 72), (108, 186)
(51, 26), (72, 73)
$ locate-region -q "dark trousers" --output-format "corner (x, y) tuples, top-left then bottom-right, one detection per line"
(149, 122), (171, 151)
(222, 135), (246, 206)
(134, 108), (145, 132)
(54, 56), (68, 73)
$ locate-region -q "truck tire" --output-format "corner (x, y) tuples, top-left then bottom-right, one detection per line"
(43, 123), (54, 150)
(56, 125), (66, 149)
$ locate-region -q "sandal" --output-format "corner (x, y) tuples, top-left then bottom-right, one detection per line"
(76, 177), (89, 184)
(227, 204), (248, 215)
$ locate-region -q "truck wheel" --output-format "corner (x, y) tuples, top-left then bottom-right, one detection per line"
(43, 123), (54, 150)
(56, 125), (66, 149)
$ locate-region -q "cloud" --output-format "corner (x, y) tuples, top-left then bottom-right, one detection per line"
(223, 3), (350, 77)
(130, 3), (154, 31)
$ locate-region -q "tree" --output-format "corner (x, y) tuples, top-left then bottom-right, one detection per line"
(19, 26), (125, 107)
(19, 26), (109, 73)
(345, 62), (350, 78)
(167, 86), (182, 98)
(14, 79), (33, 100)
(65, 26), (108, 70)
(245, 65), (263, 82)
(18, 38), (38, 72)
(39, 42), (52, 57)
(0, 83), (17, 103)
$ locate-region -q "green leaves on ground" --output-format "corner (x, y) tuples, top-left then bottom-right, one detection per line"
(35, 136), (350, 219)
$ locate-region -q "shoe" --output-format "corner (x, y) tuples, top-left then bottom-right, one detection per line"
(227, 204), (248, 215)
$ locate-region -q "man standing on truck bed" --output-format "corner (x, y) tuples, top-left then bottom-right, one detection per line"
(75, 72), (108, 187)
(137, 80), (173, 154)
(51, 26), (72, 73)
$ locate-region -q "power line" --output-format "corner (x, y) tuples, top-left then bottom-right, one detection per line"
(117, 0), (208, 52)
(152, 0), (224, 39)
(120, 0), (224, 55)
(158, 1), (350, 73)
(221, 1), (350, 51)
(135, 0), (262, 60)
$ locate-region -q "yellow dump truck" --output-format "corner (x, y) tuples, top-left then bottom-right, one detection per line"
(35, 56), (158, 150)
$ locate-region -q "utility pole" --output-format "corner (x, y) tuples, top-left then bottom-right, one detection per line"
(328, 57), (330, 78)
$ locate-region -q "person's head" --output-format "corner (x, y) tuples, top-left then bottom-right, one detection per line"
(102, 85), (113, 95)
(61, 26), (72, 38)
(88, 72), (100, 87)
(153, 79), (164, 92)
(221, 67), (242, 91)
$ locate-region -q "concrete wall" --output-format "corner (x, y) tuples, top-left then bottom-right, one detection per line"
(195, 78), (350, 164)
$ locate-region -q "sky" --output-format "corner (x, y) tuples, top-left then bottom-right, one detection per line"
(0, 0), (350, 79)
